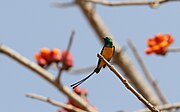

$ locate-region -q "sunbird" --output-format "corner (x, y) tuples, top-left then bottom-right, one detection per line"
(70, 37), (115, 89)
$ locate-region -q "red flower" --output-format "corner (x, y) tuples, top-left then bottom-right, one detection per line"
(61, 50), (74, 70)
(34, 53), (47, 67)
(145, 33), (174, 55)
(73, 87), (88, 96)
(40, 48), (51, 62)
(57, 109), (69, 112)
(57, 87), (98, 112)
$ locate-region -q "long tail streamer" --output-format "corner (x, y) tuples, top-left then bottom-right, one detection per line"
(70, 71), (95, 89)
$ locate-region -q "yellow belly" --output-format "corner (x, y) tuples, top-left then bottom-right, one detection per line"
(98, 47), (114, 68)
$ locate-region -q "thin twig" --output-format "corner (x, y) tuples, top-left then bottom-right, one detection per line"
(55, 30), (75, 84)
(0, 44), (95, 112)
(56, 67), (63, 83)
(136, 102), (180, 112)
(68, 65), (95, 75)
(26, 93), (87, 112)
(75, 0), (160, 105)
(127, 39), (168, 105)
(51, 1), (76, 8)
(97, 54), (159, 112)
(85, 0), (179, 7)
(66, 31), (75, 53)
(167, 47), (180, 52)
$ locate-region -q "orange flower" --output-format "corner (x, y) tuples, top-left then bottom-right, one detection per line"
(147, 38), (156, 47)
(51, 48), (60, 55)
(145, 33), (174, 55)
(50, 48), (62, 62)
(152, 45), (161, 53)
(34, 53), (41, 61)
(40, 48), (51, 62)
(165, 33), (174, 44)
(145, 48), (152, 55)
(155, 33), (164, 43)
(159, 41), (168, 48)
(34, 53), (47, 67)
(34, 47), (62, 67)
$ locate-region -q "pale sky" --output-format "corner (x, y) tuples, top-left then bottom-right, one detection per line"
(0, 0), (180, 112)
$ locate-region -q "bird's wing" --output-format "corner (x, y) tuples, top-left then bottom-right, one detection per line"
(112, 45), (115, 56)
(96, 46), (105, 70)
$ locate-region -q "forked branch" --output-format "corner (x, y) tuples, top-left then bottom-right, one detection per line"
(0, 44), (95, 112)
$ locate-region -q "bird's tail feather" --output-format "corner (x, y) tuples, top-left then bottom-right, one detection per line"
(70, 71), (95, 89)
(94, 67), (101, 73)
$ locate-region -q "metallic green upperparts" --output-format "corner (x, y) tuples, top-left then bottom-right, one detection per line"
(104, 37), (113, 47)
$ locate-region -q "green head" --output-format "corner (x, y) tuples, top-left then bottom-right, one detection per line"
(104, 37), (113, 47)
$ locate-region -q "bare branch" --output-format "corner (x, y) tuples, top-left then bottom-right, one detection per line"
(97, 54), (159, 112)
(127, 39), (168, 104)
(66, 30), (75, 53)
(136, 102), (180, 112)
(26, 93), (87, 112)
(0, 44), (95, 112)
(75, 0), (161, 105)
(55, 30), (75, 84)
(51, 1), (76, 8)
(167, 47), (180, 52)
(84, 0), (179, 8)
(68, 65), (95, 75)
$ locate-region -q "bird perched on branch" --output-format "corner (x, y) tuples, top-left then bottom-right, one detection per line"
(71, 37), (115, 89)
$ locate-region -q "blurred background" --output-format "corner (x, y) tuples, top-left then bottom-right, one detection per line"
(0, 0), (180, 111)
